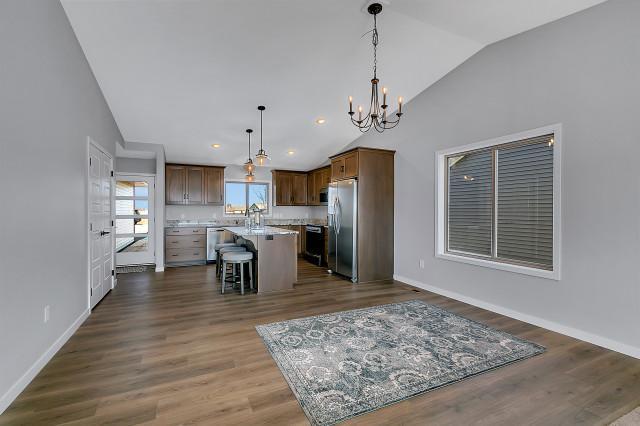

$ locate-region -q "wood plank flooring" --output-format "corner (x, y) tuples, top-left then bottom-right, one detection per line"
(2, 260), (639, 425)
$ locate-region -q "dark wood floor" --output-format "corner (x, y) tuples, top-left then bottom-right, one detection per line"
(2, 260), (639, 425)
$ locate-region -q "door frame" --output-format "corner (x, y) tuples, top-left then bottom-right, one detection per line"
(86, 137), (115, 310)
(114, 172), (156, 266)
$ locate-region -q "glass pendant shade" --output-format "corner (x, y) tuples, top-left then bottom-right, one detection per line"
(245, 171), (255, 182)
(254, 106), (270, 165)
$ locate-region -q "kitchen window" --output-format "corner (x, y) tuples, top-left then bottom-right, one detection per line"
(224, 181), (269, 215)
(436, 125), (561, 279)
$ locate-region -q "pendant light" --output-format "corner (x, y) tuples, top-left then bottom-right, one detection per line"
(255, 105), (270, 165)
(244, 129), (255, 179)
(348, 3), (403, 133)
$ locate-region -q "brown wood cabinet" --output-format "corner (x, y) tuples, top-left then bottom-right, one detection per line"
(166, 164), (225, 205)
(272, 170), (307, 206)
(329, 147), (395, 283)
(330, 151), (359, 181)
(307, 166), (331, 205)
(165, 227), (207, 266)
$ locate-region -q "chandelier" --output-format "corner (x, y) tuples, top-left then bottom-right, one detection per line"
(255, 105), (270, 165)
(348, 2), (403, 133)
(244, 129), (255, 181)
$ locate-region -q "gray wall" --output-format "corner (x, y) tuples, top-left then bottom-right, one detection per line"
(115, 157), (156, 175)
(346, 0), (640, 353)
(0, 0), (123, 409)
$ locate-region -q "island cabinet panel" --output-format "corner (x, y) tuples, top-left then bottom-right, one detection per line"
(204, 167), (224, 205)
(272, 170), (307, 206)
(330, 151), (358, 181)
(166, 165), (187, 205)
(166, 164), (225, 206)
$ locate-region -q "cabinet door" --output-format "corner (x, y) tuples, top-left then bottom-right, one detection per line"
(292, 173), (307, 205)
(185, 167), (205, 204)
(343, 152), (359, 178)
(274, 172), (292, 206)
(204, 167), (224, 205)
(331, 158), (345, 181)
(320, 167), (330, 189)
(166, 165), (186, 205)
(307, 171), (316, 205)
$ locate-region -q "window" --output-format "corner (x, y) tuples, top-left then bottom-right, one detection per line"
(224, 181), (269, 215)
(436, 125), (561, 279)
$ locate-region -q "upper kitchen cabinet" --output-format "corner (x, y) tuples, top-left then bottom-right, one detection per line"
(307, 166), (331, 205)
(331, 151), (358, 181)
(166, 164), (225, 205)
(272, 170), (307, 206)
(204, 167), (224, 205)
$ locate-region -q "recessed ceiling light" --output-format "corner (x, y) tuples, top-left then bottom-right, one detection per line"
(287, 150), (295, 155)
(316, 118), (326, 125)
(211, 144), (221, 148)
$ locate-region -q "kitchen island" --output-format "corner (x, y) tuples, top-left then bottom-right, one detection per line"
(223, 226), (298, 293)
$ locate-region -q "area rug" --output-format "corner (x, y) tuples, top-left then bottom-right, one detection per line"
(256, 299), (545, 425)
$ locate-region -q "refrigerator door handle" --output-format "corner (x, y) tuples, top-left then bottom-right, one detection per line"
(336, 197), (342, 235)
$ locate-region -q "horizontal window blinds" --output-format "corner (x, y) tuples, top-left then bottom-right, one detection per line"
(445, 133), (554, 271)
(447, 150), (493, 256)
(496, 136), (554, 269)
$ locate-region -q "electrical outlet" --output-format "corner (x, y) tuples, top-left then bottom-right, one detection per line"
(44, 305), (50, 323)
(419, 259), (425, 269)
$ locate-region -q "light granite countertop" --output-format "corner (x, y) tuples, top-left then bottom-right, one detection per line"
(165, 218), (326, 229)
(222, 226), (298, 236)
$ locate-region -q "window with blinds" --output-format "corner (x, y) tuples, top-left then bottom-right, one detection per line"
(445, 133), (554, 271)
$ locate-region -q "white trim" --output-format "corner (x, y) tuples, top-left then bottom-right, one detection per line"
(394, 274), (640, 359)
(435, 123), (562, 280)
(114, 172), (155, 177)
(0, 309), (90, 414)
(155, 266), (165, 272)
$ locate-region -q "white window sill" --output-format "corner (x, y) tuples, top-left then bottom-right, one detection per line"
(435, 252), (560, 281)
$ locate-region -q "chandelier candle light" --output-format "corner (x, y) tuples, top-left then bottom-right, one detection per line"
(348, 2), (403, 133)
(255, 105), (269, 165)
(244, 129), (255, 181)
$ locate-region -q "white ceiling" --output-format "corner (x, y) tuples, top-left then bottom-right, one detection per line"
(62, 0), (605, 169)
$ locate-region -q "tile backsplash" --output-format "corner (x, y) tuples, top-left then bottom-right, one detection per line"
(165, 205), (327, 221)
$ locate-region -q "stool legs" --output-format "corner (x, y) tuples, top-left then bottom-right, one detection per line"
(249, 260), (254, 291)
(240, 265), (245, 295)
(221, 261), (227, 294)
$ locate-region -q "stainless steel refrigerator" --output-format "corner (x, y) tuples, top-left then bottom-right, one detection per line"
(328, 179), (358, 282)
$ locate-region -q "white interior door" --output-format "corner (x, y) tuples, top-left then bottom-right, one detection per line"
(115, 175), (155, 266)
(89, 142), (114, 309)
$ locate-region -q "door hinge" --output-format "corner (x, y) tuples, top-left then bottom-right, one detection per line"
(90, 287), (93, 296)
(110, 170), (114, 177)
(111, 220), (114, 227)
(90, 223), (93, 231)
(111, 269), (115, 276)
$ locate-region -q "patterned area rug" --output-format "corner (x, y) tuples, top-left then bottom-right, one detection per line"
(256, 300), (545, 425)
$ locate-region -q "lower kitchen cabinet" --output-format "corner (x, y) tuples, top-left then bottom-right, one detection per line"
(165, 227), (207, 266)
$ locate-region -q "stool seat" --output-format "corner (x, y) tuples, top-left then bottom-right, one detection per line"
(215, 242), (238, 250)
(219, 246), (246, 254)
(223, 251), (253, 262)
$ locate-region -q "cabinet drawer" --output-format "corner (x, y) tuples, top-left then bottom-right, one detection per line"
(165, 235), (206, 249)
(166, 248), (206, 262)
(165, 227), (206, 236)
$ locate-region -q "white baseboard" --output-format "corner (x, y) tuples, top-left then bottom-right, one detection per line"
(394, 274), (640, 360)
(155, 266), (164, 272)
(0, 309), (90, 414)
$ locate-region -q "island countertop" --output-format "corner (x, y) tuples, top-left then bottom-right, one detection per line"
(222, 226), (299, 237)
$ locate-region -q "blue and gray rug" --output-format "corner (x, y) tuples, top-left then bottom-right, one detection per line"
(256, 299), (545, 425)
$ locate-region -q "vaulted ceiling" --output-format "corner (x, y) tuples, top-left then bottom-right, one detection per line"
(62, 0), (605, 170)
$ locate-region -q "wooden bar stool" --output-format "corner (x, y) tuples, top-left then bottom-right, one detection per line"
(221, 251), (254, 295)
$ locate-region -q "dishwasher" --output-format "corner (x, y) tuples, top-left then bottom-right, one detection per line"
(206, 228), (225, 263)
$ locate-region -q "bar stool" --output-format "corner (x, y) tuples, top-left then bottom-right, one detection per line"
(216, 245), (244, 277)
(221, 251), (254, 295)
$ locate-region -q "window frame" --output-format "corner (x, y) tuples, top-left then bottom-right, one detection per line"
(223, 180), (270, 216)
(435, 124), (562, 280)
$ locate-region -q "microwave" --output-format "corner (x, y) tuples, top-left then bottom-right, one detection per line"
(319, 187), (329, 205)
